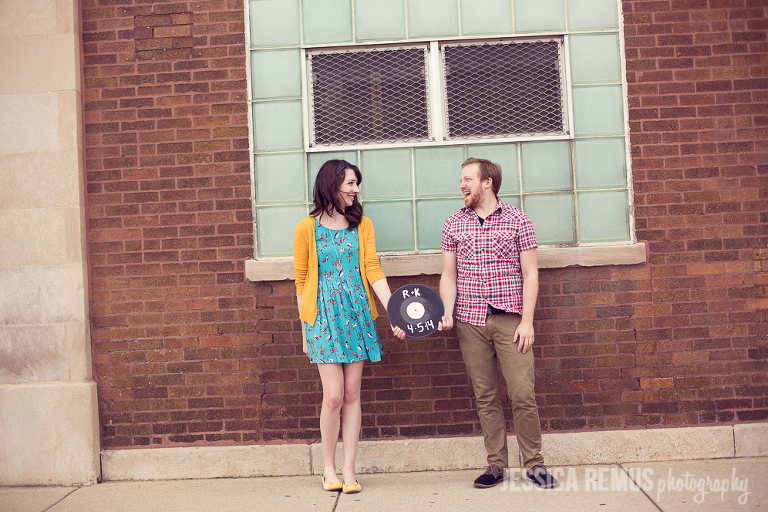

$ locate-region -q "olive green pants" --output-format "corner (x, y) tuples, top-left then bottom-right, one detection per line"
(457, 313), (544, 469)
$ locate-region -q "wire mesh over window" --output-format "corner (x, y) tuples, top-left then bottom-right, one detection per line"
(308, 47), (431, 147)
(442, 39), (566, 140)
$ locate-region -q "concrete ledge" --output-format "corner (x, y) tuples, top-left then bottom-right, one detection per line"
(0, 380), (100, 486)
(542, 426), (735, 466)
(735, 422), (768, 457)
(101, 423), (765, 481)
(245, 243), (648, 282)
(101, 444), (312, 482)
(311, 436), (503, 475)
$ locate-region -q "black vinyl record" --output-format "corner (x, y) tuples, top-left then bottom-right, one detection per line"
(387, 284), (444, 338)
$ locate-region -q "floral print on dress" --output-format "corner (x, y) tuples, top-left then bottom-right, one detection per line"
(304, 218), (382, 364)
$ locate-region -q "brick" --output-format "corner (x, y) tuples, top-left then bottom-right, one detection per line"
(83, 0), (768, 448)
(155, 25), (191, 38)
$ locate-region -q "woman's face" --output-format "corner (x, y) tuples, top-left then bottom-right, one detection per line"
(338, 168), (360, 208)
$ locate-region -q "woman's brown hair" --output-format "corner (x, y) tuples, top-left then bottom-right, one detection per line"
(309, 159), (363, 230)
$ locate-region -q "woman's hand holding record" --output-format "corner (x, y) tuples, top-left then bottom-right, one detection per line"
(386, 284), (444, 338)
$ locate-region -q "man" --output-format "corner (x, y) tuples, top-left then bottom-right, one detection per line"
(438, 157), (556, 489)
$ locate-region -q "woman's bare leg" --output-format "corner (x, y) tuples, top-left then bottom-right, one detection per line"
(340, 360), (364, 485)
(317, 363), (344, 483)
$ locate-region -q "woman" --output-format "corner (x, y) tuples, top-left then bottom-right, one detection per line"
(293, 159), (405, 494)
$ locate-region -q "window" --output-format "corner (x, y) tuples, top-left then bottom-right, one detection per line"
(305, 38), (569, 151)
(443, 39), (565, 139)
(308, 46), (430, 147)
(244, 0), (646, 280)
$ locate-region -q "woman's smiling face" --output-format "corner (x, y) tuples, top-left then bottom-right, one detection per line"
(338, 168), (360, 208)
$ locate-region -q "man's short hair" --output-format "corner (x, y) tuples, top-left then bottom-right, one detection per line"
(462, 157), (502, 196)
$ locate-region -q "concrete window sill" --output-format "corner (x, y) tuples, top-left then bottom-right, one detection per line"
(244, 242), (647, 282)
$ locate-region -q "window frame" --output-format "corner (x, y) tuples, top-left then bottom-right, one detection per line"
(243, 10), (647, 280)
(305, 43), (433, 148)
(302, 35), (575, 154)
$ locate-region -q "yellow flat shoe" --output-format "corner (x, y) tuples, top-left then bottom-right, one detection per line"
(322, 476), (342, 491)
(343, 480), (361, 494)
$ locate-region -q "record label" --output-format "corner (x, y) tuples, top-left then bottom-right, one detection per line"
(387, 284), (444, 338)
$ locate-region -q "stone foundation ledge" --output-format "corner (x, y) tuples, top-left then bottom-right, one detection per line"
(101, 423), (767, 482)
(0, 381), (100, 487)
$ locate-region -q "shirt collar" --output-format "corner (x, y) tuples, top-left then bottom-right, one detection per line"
(460, 197), (506, 220)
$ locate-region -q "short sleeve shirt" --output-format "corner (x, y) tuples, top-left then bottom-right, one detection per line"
(440, 199), (537, 327)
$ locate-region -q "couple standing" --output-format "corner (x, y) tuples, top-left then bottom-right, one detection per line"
(293, 158), (557, 493)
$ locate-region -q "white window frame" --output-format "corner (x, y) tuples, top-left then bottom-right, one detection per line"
(302, 35), (575, 153)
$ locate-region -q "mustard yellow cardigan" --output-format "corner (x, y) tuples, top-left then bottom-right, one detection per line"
(294, 215), (386, 326)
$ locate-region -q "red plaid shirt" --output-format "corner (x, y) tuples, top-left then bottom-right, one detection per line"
(441, 199), (537, 327)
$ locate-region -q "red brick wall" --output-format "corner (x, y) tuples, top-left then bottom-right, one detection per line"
(83, 1), (767, 450)
(621, 0), (768, 422)
(82, 0), (258, 447)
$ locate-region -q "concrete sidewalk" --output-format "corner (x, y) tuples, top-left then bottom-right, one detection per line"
(2, 457), (764, 512)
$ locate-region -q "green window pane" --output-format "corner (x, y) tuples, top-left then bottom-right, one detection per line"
(523, 193), (576, 244)
(577, 190), (630, 242)
(408, 0), (459, 38)
(573, 85), (625, 136)
(360, 148), (412, 200)
(257, 205), (307, 257)
(414, 146), (465, 197)
(567, 0), (619, 30)
(355, 0), (405, 41)
(255, 153), (306, 204)
(570, 33), (621, 84)
(307, 151), (358, 201)
(574, 137), (627, 189)
(467, 143), (519, 194)
(416, 198), (464, 250)
(520, 141), (572, 192)
(460, 0), (511, 35)
(363, 201), (415, 251)
(253, 101), (304, 151)
(251, 49), (302, 99)
(302, 0), (352, 45)
(514, 0), (565, 33)
(499, 194), (521, 209)
(249, 0), (300, 48)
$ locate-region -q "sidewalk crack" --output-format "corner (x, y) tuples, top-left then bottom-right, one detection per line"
(619, 464), (663, 512)
(43, 487), (80, 512)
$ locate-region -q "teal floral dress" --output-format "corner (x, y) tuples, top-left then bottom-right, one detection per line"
(304, 218), (382, 364)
